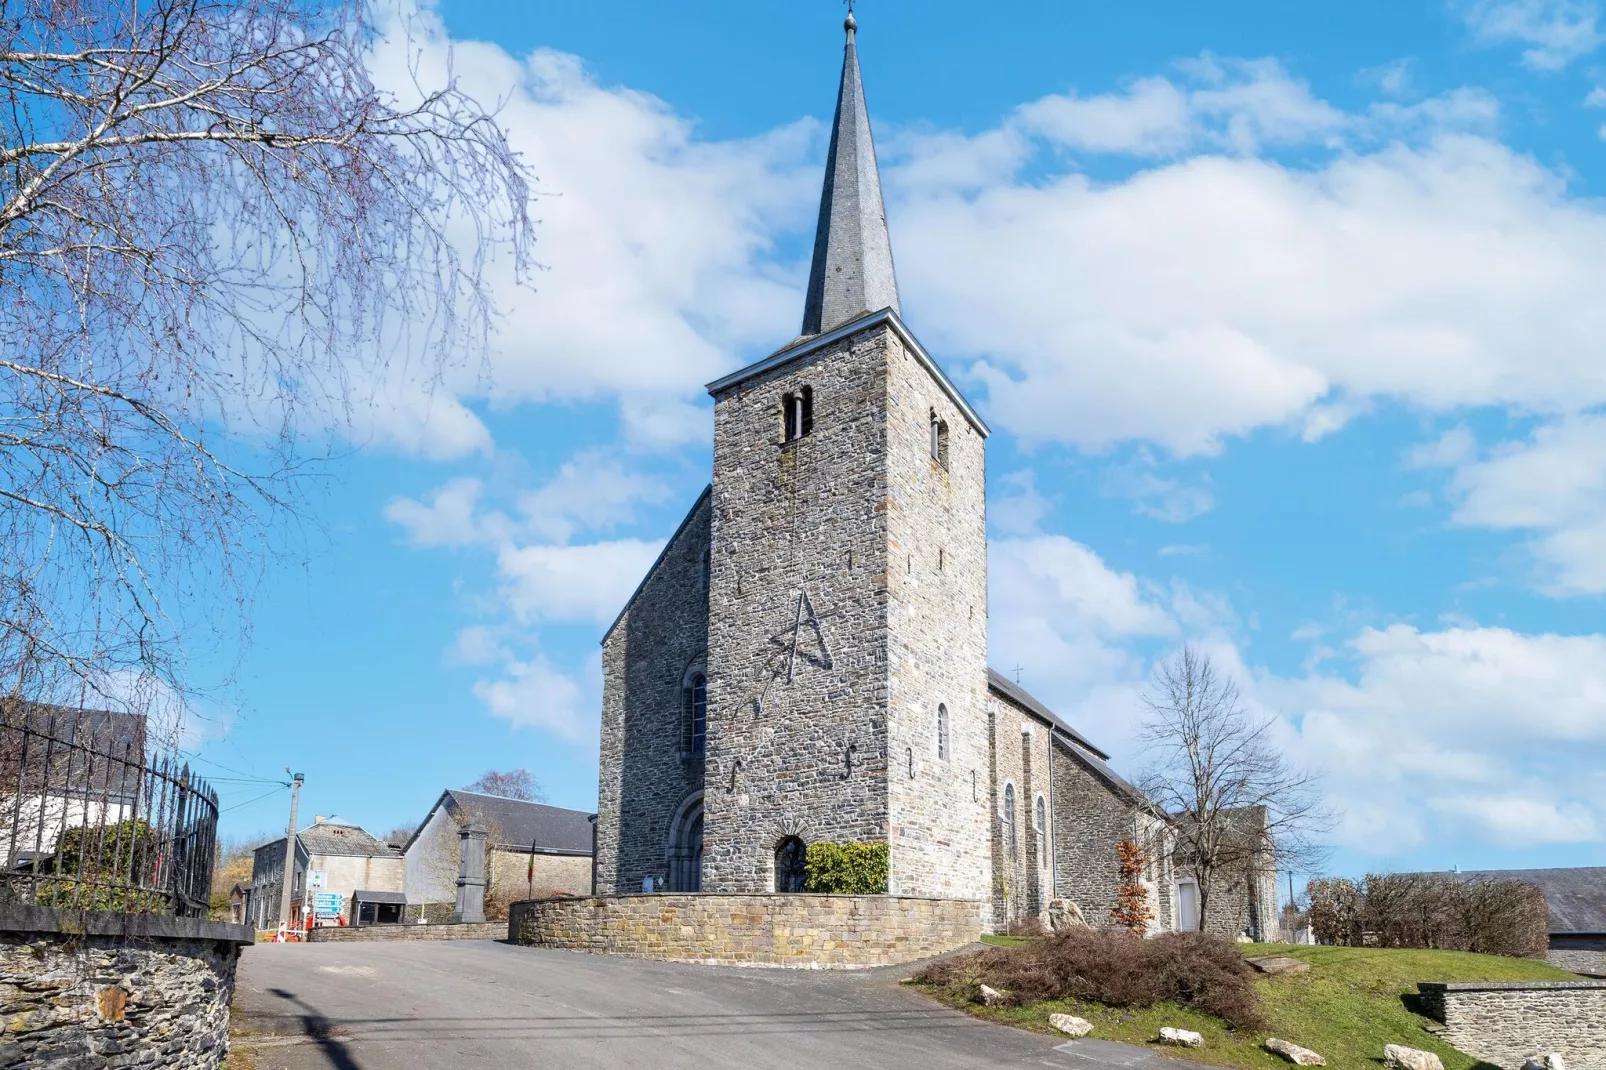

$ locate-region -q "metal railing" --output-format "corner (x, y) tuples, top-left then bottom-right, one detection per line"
(0, 706), (218, 918)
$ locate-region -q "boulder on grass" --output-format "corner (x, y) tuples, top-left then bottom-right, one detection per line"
(1247, 956), (1311, 976)
(1158, 1027), (1206, 1048)
(1384, 1045), (1445, 1070)
(978, 984), (1005, 1006)
(1523, 1056), (1566, 1070)
(1049, 1013), (1094, 1038)
(1046, 899), (1090, 932)
(1265, 1038), (1326, 1065)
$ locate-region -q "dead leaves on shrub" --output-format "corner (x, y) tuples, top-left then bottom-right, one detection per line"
(916, 928), (1266, 1032)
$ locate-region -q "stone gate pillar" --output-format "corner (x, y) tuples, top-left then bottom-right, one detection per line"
(453, 822), (488, 924)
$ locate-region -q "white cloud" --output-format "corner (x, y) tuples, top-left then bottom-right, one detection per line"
(1267, 623), (1606, 852)
(517, 452), (675, 543)
(385, 477), (496, 548)
(472, 652), (598, 741)
(897, 125), (1606, 455)
(1101, 455), (1214, 523)
(1445, 415), (1606, 593)
(496, 539), (664, 624)
(1456, 0), (1606, 70)
(358, 10), (818, 457)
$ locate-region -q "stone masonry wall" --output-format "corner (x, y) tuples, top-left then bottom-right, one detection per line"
(1418, 980), (1606, 1069)
(704, 327), (894, 892)
(1548, 935), (1606, 977)
(308, 921), (501, 942)
(595, 490), (711, 894)
(987, 693), (1054, 930)
(1049, 740), (1155, 931)
(489, 849), (591, 900)
(884, 332), (991, 903)
(508, 893), (982, 968)
(0, 906), (251, 1069)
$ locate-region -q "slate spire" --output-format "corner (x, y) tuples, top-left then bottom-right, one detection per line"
(801, 10), (901, 336)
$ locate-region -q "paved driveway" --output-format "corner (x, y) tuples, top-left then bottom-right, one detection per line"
(233, 940), (1184, 1070)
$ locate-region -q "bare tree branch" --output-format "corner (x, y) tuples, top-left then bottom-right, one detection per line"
(0, 0), (535, 741)
(1136, 645), (1333, 933)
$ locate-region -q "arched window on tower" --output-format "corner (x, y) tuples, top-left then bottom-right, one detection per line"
(1003, 783), (1018, 863)
(682, 670), (707, 756)
(1035, 795), (1047, 867)
(936, 704), (950, 761)
(930, 410), (949, 470)
(783, 386), (815, 442)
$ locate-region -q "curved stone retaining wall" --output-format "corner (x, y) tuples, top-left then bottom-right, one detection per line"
(508, 894), (983, 968)
(0, 905), (253, 1069)
(308, 921), (501, 942)
(1418, 980), (1606, 1070)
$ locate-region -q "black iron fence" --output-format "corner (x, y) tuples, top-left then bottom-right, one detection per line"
(0, 706), (218, 918)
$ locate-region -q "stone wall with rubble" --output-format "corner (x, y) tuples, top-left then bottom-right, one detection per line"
(1418, 980), (1606, 1070)
(702, 327), (894, 892)
(594, 490), (711, 895)
(508, 893), (982, 967)
(0, 905), (252, 1069)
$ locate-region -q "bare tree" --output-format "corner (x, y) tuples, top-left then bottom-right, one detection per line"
(464, 768), (543, 802)
(1, 0), (534, 734)
(1137, 645), (1330, 935)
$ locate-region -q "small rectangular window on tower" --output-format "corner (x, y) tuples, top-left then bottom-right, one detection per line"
(930, 410), (950, 470)
(782, 386), (815, 442)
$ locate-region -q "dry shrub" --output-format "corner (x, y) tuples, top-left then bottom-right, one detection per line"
(916, 928), (1265, 1031)
(1307, 874), (1548, 959)
(1006, 917), (1045, 937)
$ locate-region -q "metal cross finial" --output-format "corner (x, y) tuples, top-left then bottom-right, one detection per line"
(844, 0), (857, 32)
(1012, 664), (1024, 684)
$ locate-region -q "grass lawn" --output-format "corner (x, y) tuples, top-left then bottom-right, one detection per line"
(911, 943), (1577, 1070)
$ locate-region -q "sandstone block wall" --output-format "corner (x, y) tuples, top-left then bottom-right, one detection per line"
(0, 906), (251, 1069)
(704, 328), (894, 892)
(596, 490), (711, 895)
(308, 921), (501, 942)
(508, 893), (982, 968)
(1418, 980), (1606, 1070)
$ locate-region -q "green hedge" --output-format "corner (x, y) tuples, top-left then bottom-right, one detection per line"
(803, 841), (889, 894)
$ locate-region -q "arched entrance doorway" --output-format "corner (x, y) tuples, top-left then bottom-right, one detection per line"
(775, 836), (807, 892)
(666, 792), (703, 893)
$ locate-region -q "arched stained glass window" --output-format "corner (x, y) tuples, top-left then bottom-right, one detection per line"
(936, 704), (950, 761)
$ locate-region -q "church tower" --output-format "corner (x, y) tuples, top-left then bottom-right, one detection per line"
(700, 12), (992, 903)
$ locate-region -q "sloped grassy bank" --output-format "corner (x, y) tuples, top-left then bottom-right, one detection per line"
(910, 935), (1578, 1070)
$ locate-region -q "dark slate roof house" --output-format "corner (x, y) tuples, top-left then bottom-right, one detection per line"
(406, 790), (595, 856)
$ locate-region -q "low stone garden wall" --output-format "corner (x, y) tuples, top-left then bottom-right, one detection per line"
(1417, 980), (1606, 1070)
(0, 904), (253, 1069)
(508, 894), (983, 968)
(308, 921), (502, 942)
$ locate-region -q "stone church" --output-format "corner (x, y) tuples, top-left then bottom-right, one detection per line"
(594, 14), (1275, 937)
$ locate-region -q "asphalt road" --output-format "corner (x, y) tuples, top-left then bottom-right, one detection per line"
(232, 939), (1187, 1070)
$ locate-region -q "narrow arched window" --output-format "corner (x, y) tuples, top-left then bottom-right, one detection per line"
(1003, 783), (1017, 862)
(700, 548), (711, 592)
(682, 671), (707, 755)
(930, 410), (949, 470)
(1035, 796), (1047, 867)
(936, 704), (950, 761)
(906, 746), (915, 779)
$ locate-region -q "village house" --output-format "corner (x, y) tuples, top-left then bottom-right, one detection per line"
(246, 819), (404, 931)
(402, 789), (595, 920)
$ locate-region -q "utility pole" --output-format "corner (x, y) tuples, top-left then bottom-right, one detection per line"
(278, 771), (304, 934)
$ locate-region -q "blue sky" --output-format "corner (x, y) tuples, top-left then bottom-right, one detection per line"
(199, 0), (1606, 885)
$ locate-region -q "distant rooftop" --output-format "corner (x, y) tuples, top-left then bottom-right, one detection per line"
(443, 790), (595, 856)
(1454, 867), (1606, 935)
(297, 822), (397, 859)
